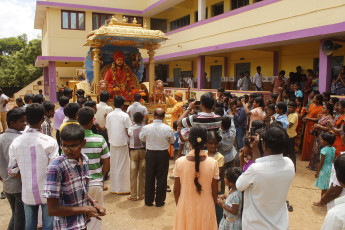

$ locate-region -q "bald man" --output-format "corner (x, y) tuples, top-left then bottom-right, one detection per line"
(139, 108), (175, 207)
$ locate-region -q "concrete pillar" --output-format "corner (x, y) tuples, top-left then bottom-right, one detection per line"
(224, 0), (231, 12)
(198, 0), (206, 21)
(145, 63), (149, 82)
(43, 67), (49, 96)
(48, 62), (57, 103)
(148, 49), (156, 94)
(319, 40), (332, 93)
(224, 57), (229, 77)
(197, 56), (206, 90)
(273, 51), (279, 76)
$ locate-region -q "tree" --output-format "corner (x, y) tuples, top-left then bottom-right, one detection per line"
(0, 34), (42, 88)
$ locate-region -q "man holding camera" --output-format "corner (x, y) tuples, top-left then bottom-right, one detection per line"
(236, 126), (295, 230)
(177, 92), (222, 131)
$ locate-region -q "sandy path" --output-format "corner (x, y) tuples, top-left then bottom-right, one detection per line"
(0, 156), (327, 230)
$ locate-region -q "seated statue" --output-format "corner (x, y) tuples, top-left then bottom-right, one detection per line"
(104, 50), (140, 101)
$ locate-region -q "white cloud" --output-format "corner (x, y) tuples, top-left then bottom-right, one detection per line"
(0, 0), (41, 41)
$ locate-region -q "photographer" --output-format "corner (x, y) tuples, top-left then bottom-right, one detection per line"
(236, 126), (295, 229)
(177, 92), (222, 131)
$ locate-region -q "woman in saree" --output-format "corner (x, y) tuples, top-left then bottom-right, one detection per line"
(307, 103), (333, 170)
(295, 97), (307, 153)
(329, 100), (345, 157)
(301, 94), (323, 161)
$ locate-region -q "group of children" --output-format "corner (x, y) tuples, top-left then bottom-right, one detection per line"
(0, 90), (112, 229)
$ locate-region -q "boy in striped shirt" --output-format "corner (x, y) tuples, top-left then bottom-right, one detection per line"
(77, 107), (110, 230)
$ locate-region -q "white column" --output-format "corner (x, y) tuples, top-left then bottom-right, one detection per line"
(198, 0), (206, 21)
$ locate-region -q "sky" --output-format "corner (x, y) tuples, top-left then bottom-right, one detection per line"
(0, 0), (41, 41)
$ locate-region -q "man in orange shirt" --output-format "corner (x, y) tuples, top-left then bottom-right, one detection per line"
(167, 90), (184, 125)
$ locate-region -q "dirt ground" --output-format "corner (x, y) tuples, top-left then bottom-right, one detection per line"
(0, 156), (327, 230)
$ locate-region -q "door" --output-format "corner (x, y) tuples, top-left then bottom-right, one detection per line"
(235, 62), (251, 82)
(156, 64), (169, 82)
(174, 68), (181, 87)
(210, 65), (222, 89)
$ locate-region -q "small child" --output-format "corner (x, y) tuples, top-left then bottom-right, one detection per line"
(217, 167), (243, 230)
(240, 137), (254, 172)
(294, 82), (303, 98)
(41, 100), (55, 136)
(44, 124), (106, 229)
(287, 101), (299, 171)
(177, 126), (190, 158)
(15, 97), (25, 108)
(172, 120), (180, 160)
(207, 130), (224, 173)
(314, 132), (336, 197)
(264, 103), (275, 127)
(127, 112), (146, 201)
(206, 131), (224, 226)
(273, 102), (289, 129)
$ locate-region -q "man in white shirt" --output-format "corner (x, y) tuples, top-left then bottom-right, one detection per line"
(237, 73), (244, 90)
(252, 66), (263, 91)
(95, 91), (113, 144)
(236, 126), (295, 230)
(8, 103), (58, 229)
(321, 154), (345, 230)
(105, 95), (132, 194)
(126, 93), (148, 124)
(0, 88), (9, 132)
(139, 108), (175, 207)
(187, 77), (194, 88)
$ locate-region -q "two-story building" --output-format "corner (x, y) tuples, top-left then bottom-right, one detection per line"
(34, 0), (345, 102)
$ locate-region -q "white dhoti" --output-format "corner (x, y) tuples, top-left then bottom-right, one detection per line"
(88, 186), (104, 230)
(110, 145), (130, 194)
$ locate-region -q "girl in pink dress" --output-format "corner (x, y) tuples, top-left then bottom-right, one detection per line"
(173, 126), (219, 230)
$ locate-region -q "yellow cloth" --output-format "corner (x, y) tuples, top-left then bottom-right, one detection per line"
(287, 113), (298, 138)
(212, 152), (224, 168)
(167, 96), (184, 124)
(212, 152), (224, 192)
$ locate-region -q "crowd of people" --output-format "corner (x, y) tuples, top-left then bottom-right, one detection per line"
(0, 81), (345, 230)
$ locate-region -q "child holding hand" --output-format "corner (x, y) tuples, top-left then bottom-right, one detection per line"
(314, 132), (336, 197)
(217, 167), (243, 230)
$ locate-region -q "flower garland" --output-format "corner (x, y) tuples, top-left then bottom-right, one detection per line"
(112, 63), (132, 96)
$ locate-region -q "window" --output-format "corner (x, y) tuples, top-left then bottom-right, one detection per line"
(92, 13), (113, 30)
(61, 10), (85, 30)
(123, 15), (144, 27)
(231, 0), (249, 10)
(150, 18), (167, 33)
(170, 15), (190, 31)
(212, 2), (224, 17)
(194, 8), (208, 22)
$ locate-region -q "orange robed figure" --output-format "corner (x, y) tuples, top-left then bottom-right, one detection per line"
(104, 50), (140, 101)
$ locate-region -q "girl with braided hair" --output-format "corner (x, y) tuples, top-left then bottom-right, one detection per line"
(173, 126), (219, 230)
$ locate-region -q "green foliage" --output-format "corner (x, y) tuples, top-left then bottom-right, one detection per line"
(0, 34), (42, 87)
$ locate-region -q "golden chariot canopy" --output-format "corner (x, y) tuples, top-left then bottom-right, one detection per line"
(85, 15), (168, 97)
(84, 16), (168, 48)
